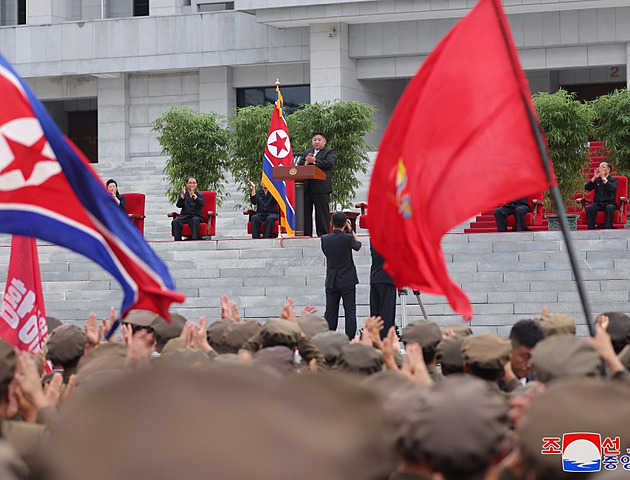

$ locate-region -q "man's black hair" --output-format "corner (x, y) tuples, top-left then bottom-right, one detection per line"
(468, 364), (503, 382)
(509, 319), (546, 348)
(332, 212), (347, 228)
(311, 131), (327, 140)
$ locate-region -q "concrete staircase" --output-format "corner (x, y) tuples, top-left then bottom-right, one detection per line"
(1, 229), (628, 337)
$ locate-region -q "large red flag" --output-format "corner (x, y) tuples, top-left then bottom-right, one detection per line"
(0, 236), (49, 356)
(368, 0), (554, 319)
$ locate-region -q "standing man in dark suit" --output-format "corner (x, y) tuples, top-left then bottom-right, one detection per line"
(301, 132), (335, 237)
(370, 246), (397, 339)
(321, 212), (362, 339)
(172, 177), (205, 241)
(585, 161), (618, 229)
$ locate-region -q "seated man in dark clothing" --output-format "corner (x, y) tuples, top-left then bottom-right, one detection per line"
(172, 177), (205, 241)
(494, 197), (530, 232)
(248, 179), (279, 238)
(585, 161), (618, 229)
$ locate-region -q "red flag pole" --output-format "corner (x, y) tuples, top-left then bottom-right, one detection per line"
(490, 0), (595, 336)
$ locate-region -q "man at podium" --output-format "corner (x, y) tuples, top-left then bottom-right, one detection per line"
(299, 132), (336, 237)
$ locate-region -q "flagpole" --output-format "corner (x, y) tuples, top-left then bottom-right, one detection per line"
(490, 0), (595, 336)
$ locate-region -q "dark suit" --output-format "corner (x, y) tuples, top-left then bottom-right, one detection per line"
(172, 191), (205, 240)
(321, 230), (361, 339)
(250, 189), (279, 238)
(300, 146), (335, 237)
(494, 197), (530, 232)
(370, 247), (396, 340)
(585, 176), (618, 229)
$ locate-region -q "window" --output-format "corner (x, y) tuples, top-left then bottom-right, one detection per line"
(133, 0), (149, 16)
(17, 0), (26, 24)
(236, 85), (310, 115)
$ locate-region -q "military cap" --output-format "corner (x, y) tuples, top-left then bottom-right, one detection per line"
(335, 344), (383, 376)
(160, 337), (186, 356)
(151, 312), (187, 349)
(46, 316), (63, 334)
(539, 313), (576, 336)
(223, 320), (262, 352)
(260, 319), (301, 348)
(520, 378), (630, 480)
(206, 319), (231, 354)
(123, 309), (161, 327)
(76, 343), (127, 386)
(212, 353), (241, 364)
(311, 331), (349, 365)
(462, 332), (511, 370)
(298, 315), (329, 339)
(531, 334), (601, 384)
(384, 384), (431, 441)
(410, 376), (509, 477)
(0, 340), (16, 395)
(362, 370), (411, 402)
(436, 336), (465, 373)
(401, 320), (442, 350)
(442, 323), (473, 337)
(253, 346), (295, 375)
(602, 311), (630, 354)
(160, 348), (211, 369)
(46, 324), (86, 365)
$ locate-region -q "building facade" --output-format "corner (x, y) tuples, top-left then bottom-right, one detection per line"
(0, 0), (628, 165)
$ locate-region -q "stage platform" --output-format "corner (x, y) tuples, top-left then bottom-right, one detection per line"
(1, 230), (629, 337)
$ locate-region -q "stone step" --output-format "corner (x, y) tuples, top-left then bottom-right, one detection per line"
(1, 230), (628, 337)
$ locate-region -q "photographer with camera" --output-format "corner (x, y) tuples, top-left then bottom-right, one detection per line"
(321, 212), (362, 339)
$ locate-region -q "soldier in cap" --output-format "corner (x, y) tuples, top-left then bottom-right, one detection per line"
(311, 331), (349, 368)
(531, 334), (601, 384)
(461, 332), (512, 392)
(401, 320), (443, 382)
(601, 311), (630, 354)
(334, 343), (384, 376)
(45, 324), (87, 383)
(436, 336), (465, 376)
(508, 319), (545, 383)
(151, 312), (187, 354)
(539, 312), (575, 336)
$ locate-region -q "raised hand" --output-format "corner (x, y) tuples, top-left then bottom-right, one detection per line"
(301, 305), (317, 316)
(280, 297), (297, 324)
(401, 343), (433, 385)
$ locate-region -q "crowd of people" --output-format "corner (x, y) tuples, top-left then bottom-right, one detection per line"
(0, 294), (628, 480)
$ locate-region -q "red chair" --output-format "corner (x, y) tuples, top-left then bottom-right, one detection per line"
(167, 191), (217, 240)
(243, 207), (284, 237)
(124, 193), (146, 236)
(355, 202), (369, 230)
(505, 194), (544, 230)
(577, 176), (628, 228)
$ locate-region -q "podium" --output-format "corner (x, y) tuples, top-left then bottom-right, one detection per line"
(273, 165), (326, 236)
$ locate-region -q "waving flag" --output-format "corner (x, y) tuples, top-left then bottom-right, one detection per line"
(0, 53), (184, 320)
(262, 81), (296, 236)
(0, 236), (50, 365)
(368, 0), (553, 319)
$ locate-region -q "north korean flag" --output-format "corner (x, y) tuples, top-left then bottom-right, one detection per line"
(0, 54), (184, 320)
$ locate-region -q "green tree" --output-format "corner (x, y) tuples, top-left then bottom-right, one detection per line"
(591, 89), (630, 178)
(288, 101), (375, 208)
(152, 106), (231, 205)
(228, 104), (274, 210)
(532, 90), (593, 210)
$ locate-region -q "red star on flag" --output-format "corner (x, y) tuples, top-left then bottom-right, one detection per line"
(0, 134), (54, 181)
(270, 132), (288, 156)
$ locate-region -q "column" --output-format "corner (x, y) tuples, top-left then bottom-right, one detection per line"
(98, 75), (129, 164)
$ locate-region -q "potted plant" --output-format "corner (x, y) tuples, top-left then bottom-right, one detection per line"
(532, 90), (593, 230)
(152, 106), (231, 205)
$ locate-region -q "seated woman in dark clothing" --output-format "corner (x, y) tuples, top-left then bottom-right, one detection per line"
(106, 179), (126, 211)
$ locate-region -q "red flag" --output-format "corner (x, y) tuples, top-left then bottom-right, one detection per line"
(368, 0), (554, 319)
(0, 236), (49, 360)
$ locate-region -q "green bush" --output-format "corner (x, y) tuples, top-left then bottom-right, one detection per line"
(532, 90), (593, 210)
(229, 100), (375, 210)
(228, 104), (275, 210)
(591, 89), (630, 178)
(152, 106), (231, 205)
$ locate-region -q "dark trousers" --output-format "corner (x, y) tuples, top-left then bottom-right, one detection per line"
(370, 283), (397, 339)
(586, 202), (617, 229)
(324, 286), (356, 339)
(251, 213), (278, 238)
(172, 215), (202, 241)
(304, 191), (330, 237)
(494, 205), (529, 232)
